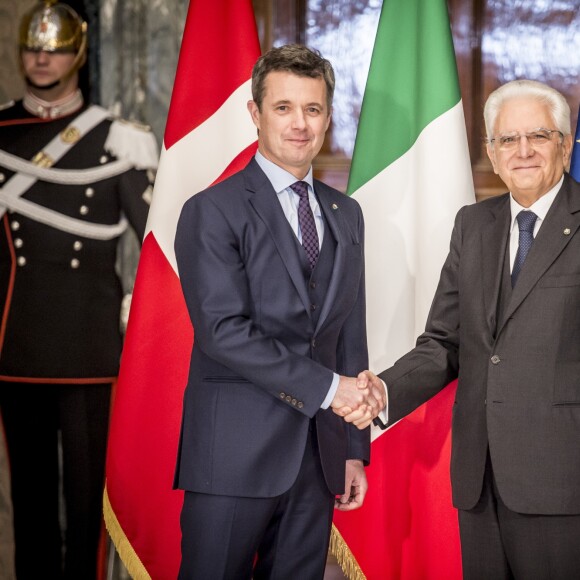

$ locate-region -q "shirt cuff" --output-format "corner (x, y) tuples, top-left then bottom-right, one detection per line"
(377, 379), (389, 425)
(321, 372), (340, 409)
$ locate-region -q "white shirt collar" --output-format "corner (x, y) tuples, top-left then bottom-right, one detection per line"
(23, 88), (84, 119)
(254, 151), (314, 194)
(509, 175), (564, 232)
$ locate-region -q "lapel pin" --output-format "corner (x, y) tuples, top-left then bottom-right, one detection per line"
(564, 228), (571, 235)
(331, 203), (338, 210)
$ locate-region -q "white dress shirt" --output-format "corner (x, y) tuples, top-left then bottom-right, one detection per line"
(508, 175), (562, 271)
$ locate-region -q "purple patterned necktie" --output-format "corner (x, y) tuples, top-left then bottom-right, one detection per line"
(290, 180), (319, 269)
(511, 210), (538, 287)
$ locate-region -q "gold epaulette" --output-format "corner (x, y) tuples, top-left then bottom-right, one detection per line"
(114, 117), (153, 133)
(104, 117), (159, 170)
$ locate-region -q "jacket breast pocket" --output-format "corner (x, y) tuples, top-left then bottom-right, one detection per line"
(539, 274), (580, 288)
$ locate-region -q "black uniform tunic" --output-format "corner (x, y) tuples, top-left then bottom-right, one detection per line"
(0, 99), (156, 579)
(0, 101), (152, 380)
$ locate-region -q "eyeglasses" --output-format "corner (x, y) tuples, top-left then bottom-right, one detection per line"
(489, 128), (563, 151)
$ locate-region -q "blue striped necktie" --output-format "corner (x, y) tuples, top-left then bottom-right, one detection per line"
(511, 210), (538, 287)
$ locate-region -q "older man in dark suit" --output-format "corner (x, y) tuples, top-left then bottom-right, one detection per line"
(173, 44), (384, 579)
(342, 79), (580, 578)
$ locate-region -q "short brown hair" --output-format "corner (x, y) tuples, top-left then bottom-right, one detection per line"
(251, 44), (335, 112)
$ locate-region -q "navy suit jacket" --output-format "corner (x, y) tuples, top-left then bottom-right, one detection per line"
(173, 158), (370, 498)
(381, 173), (580, 514)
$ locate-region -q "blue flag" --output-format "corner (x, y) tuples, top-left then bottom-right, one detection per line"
(571, 105), (580, 181)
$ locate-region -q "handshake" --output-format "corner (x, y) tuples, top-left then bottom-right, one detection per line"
(331, 371), (385, 430)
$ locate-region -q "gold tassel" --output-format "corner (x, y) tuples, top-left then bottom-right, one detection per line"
(329, 523), (367, 580)
(103, 483), (151, 579)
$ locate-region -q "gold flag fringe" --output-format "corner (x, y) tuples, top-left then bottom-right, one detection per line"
(103, 482), (151, 579)
(104, 484), (364, 579)
(330, 523), (367, 580)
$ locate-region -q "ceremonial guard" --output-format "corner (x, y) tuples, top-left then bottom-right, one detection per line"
(0, 1), (158, 578)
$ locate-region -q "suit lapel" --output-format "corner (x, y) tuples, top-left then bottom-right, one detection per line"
(246, 163), (355, 331)
(499, 176), (580, 333)
(246, 162), (312, 313)
(481, 195), (511, 333)
(313, 183), (347, 333)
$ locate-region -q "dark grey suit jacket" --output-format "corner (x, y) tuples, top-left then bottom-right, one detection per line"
(381, 173), (580, 515)
(173, 158), (369, 498)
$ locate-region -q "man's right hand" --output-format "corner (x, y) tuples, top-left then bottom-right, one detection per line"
(331, 371), (386, 428)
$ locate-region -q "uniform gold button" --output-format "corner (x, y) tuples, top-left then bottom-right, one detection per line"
(79, 205), (89, 215)
(0, 173), (5, 183)
(85, 187), (95, 197)
(11, 221), (19, 231)
(73, 241), (83, 251)
(14, 238), (23, 248)
(71, 258), (80, 269)
(99, 155), (108, 164)
(17, 256), (26, 266)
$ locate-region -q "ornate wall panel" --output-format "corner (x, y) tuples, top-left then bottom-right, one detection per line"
(305, 1), (382, 190)
(472, 0), (580, 197)
(0, 0), (36, 103)
(100, 0), (188, 142)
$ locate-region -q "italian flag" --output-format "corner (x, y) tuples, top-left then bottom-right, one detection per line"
(103, 1), (260, 578)
(330, 0), (475, 578)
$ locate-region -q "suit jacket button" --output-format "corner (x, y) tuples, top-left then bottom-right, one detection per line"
(291, 398), (297, 405)
(490, 355), (501, 364)
(279, 392), (286, 399)
(311, 339), (316, 348)
(285, 395), (292, 402)
(297, 402), (304, 409)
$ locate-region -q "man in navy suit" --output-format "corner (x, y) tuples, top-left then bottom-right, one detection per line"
(173, 44), (384, 579)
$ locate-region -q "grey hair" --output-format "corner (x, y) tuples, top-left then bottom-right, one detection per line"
(484, 79), (571, 139)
